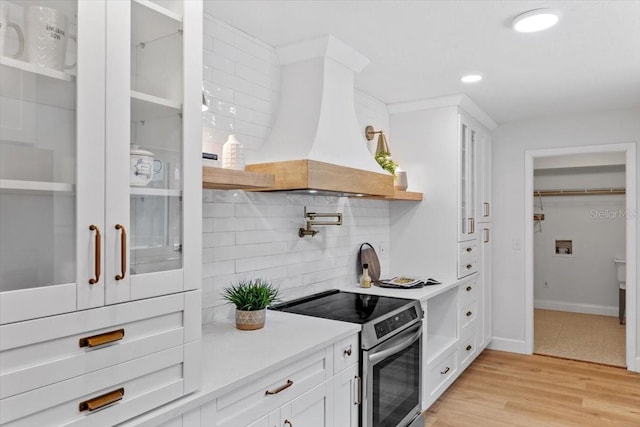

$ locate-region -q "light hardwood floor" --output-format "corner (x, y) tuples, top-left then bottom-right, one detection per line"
(423, 350), (640, 426)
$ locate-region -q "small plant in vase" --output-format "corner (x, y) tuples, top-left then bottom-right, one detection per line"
(222, 279), (280, 330)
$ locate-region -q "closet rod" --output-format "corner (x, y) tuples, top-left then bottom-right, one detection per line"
(534, 188), (625, 197)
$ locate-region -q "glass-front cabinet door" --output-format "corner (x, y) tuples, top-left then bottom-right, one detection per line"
(458, 112), (477, 242)
(0, 0), (199, 324)
(0, 0), (106, 324)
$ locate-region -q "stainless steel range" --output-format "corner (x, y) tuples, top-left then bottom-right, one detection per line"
(270, 289), (423, 427)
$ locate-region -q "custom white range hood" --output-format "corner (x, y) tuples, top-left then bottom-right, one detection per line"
(246, 35), (394, 197)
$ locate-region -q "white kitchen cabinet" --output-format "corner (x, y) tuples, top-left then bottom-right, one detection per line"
(0, 0), (202, 325)
(0, 0), (202, 424)
(390, 98), (494, 281)
(333, 364), (359, 427)
(480, 223), (492, 349)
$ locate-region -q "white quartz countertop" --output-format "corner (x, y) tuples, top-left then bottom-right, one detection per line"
(120, 310), (360, 426)
(339, 273), (477, 302)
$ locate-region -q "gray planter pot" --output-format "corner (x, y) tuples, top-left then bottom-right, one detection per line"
(235, 308), (266, 330)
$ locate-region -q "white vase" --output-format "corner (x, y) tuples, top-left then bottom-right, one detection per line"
(394, 168), (408, 191)
(221, 135), (245, 170)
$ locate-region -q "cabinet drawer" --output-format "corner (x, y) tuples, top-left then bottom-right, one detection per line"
(459, 330), (478, 370)
(426, 349), (458, 401)
(459, 280), (479, 306)
(0, 346), (185, 427)
(457, 249), (478, 279)
(334, 334), (359, 373)
(458, 242), (478, 259)
(211, 348), (329, 427)
(460, 301), (478, 331)
(0, 293), (189, 399)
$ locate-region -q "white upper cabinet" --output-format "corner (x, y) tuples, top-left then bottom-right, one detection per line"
(0, 0), (202, 324)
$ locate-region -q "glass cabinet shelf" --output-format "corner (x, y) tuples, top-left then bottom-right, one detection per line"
(0, 179), (74, 194)
(131, 91), (181, 121)
(0, 57), (75, 82)
(130, 187), (181, 197)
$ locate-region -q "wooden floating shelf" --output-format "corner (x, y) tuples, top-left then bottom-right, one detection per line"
(202, 166), (275, 190)
(386, 190), (423, 201)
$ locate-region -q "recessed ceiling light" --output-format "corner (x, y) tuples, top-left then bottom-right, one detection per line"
(461, 75), (482, 83)
(512, 9), (560, 33)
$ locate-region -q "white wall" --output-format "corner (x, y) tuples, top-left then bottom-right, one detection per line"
(534, 194), (626, 315)
(492, 107), (640, 354)
(201, 12), (392, 323)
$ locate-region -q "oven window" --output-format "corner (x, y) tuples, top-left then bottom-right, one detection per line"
(373, 336), (421, 426)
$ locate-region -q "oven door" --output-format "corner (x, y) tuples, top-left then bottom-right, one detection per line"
(362, 322), (422, 427)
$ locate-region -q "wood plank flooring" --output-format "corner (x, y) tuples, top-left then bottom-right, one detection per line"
(423, 350), (640, 426)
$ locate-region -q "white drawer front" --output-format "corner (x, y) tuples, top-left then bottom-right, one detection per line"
(334, 334), (359, 373)
(457, 257), (478, 278)
(460, 301), (478, 331)
(458, 242), (478, 259)
(459, 330), (478, 369)
(459, 280), (478, 306)
(211, 347), (329, 427)
(0, 293), (189, 399)
(0, 346), (184, 427)
(426, 349), (458, 401)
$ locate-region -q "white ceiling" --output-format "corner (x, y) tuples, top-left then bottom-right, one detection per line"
(204, 0), (640, 124)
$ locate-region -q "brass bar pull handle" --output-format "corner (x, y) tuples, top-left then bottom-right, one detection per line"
(79, 387), (124, 412)
(115, 224), (126, 280)
(471, 218), (475, 234)
(466, 345), (473, 351)
(441, 367), (450, 375)
(484, 202), (490, 217)
(265, 379), (293, 395)
(466, 311), (473, 317)
(467, 218), (473, 234)
(354, 376), (361, 405)
(484, 228), (490, 244)
(89, 225), (101, 284)
(284, 421), (293, 427)
(79, 329), (125, 348)
(466, 286), (472, 292)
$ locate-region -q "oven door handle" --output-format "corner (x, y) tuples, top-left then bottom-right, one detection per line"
(368, 324), (422, 364)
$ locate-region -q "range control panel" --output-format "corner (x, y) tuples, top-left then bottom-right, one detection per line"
(374, 306), (418, 339)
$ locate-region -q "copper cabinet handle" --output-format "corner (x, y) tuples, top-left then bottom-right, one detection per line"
(265, 379), (293, 395)
(344, 346), (352, 357)
(466, 264), (472, 270)
(354, 376), (361, 405)
(467, 218), (473, 234)
(466, 344), (473, 351)
(484, 202), (490, 217)
(284, 421), (293, 427)
(79, 388), (124, 412)
(484, 228), (490, 244)
(471, 218), (475, 234)
(115, 224), (126, 280)
(466, 247), (472, 252)
(441, 367), (450, 375)
(79, 329), (125, 348)
(466, 286), (472, 292)
(89, 225), (101, 284)
(466, 311), (473, 317)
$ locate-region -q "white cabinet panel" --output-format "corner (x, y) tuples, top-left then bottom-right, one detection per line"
(333, 364), (359, 427)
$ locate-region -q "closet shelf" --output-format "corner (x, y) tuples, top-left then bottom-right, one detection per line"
(534, 188), (625, 197)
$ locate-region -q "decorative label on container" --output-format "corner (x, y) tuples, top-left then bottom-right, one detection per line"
(221, 135), (245, 170)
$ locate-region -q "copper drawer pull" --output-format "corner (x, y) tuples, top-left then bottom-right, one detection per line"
(354, 376), (361, 405)
(484, 228), (490, 243)
(484, 202), (490, 217)
(79, 329), (125, 348)
(89, 225), (101, 284)
(466, 344), (473, 351)
(284, 421), (293, 427)
(441, 367), (450, 375)
(115, 224), (126, 280)
(344, 346), (352, 357)
(466, 311), (473, 317)
(466, 247), (472, 252)
(466, 286), (472, 292)
(265, 379), (293, 395)
(79, 387), (124, 412)
(466, 264), (473, 270)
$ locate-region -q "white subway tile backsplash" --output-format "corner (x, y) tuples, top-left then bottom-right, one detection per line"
(201, 17), (393, 324)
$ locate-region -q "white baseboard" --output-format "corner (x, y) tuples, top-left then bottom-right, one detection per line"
(534, 299), (618, 317)
(487, 337), (528, 354)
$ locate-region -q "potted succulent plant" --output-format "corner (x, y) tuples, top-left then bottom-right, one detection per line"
(222, 279), (280, 330)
